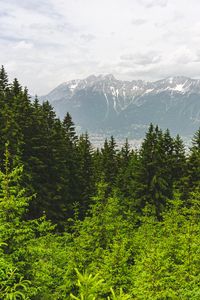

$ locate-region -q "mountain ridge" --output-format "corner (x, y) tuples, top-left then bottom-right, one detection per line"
(39, 74), (200, 138)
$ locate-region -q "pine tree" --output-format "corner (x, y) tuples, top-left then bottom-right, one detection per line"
(93, 147), (103, 183)
(101, 136), (118, 188)
(77, 132), (95, 217)
(10, 78), (22, 96)
(116, 139), (133, 197)
(132, 125), (174, 217)
(0, 72), (24, 166)
(183, 128), (200, 198)
(62, 112), (80, 214)
(192, 128), (200, 150)
(0, 65), (9, 93)
(172, 134), (186, 186)
(24, 101), (70, 224)
(0, 144), (32, 255)
(63, 112), (78, 144)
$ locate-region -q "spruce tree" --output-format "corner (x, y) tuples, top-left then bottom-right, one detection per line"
(172, 134), (186, 186)
(183, 128), (200, 198)
(62, 112), (80, 214)
(132, 124), (174, 217)
(101, 136), (118, 188)
(77, 132), (95, 217)
(116, 139), (133, 197)
(0, 65), (9, 93)
(10, 78), (22, 96)
(25, 101), (70, 224)
(63, 112), (77, 143)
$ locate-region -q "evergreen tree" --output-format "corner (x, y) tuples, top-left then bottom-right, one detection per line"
(77, 132), (95, 217)
(93, 147), (103, 183)
(192, 128), (200, 150)
(132, 125), (174, 217)
(25, 101), (70, 224)
(62, 112), (80, 214)
(172, 134), (186, 186)
(183, 128), (200, 198)
(63, 112), (78, 143)
(116, 139), (134, 197)
(101, 136), (118, 188)
(0, 65), (9, 93)
(10, 78), (22, 96)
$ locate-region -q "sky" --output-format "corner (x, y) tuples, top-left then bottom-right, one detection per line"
(1, 0), (200, 95)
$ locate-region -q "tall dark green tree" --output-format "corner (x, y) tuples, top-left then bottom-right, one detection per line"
(172, 134), (186, 186)
(24, 101), (70, 224)
(0, 65), (9, 93)
(116, 139), (134, 197)
(101, 136), (118, 188)
(0, 71), (24, 166)
(63, 112), (77, 144)
(77, 132), (95, 217)
(132, 124), (174, 217)
(62, 112), (79, 213)
(182, 128), (200, 198)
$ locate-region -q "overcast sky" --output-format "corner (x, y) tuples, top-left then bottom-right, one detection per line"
(1, 0), (200, 95)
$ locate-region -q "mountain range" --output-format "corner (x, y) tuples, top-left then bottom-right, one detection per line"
(40, 74), (200, 139)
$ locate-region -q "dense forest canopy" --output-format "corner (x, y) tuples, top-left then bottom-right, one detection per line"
(0, 66), (199, 299)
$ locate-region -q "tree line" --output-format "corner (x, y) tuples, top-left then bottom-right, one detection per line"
(0, 66), (199, 299)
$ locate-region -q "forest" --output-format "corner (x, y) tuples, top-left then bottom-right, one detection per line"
(0, 65), (199, 299)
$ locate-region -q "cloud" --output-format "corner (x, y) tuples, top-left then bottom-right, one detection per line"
(1, 0), (59, 18)
(138, 0), (168, 8)
(131, 18), (147, 26)
(14, 41), (33, 50)
(80, 34), (96, 42)
(120, 52), (161, 66)
(0, 0), (200, 94)
(0, 11), (11, 17)
(0, 35), (26, 43)
(170, 47), (200, 65)
(116, 46), (200, 82)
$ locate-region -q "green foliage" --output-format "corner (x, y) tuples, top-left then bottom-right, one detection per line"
(131, 194), (200, 299)
(61, 183), (137, 296)
(182, 128), (200, 199)
(0, 67), (200, 299)
(0, 144), (32, 252)
(70, 269), (104, 300)
(70, 269), (131, 300)
(0, 270), (30, 300)
(0, 65), (9, 92)
(130, 124), (187, 218)
(101, 136), (118, 188)
(76, 132), (95, 217)
(0, 146), (32, 298)
(107, 288), (131, 300)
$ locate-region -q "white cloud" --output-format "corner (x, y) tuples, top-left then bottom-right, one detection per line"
(131, 18), (147, 26)
(120, 51), (161, 65)
(0, 0), (200, 94)
(138, 0), (168, 8)
(14, 41), (33, 50)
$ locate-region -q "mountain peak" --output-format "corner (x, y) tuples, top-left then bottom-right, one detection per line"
(166, 76), (191, 83)
(85, 74), (116, 82)
(40, 73), (200, 138)
(85, 74), (98, 82)
(102, 74), (116, 81)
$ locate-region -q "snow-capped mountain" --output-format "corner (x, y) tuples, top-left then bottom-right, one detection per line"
(40, 74), (200, 138)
